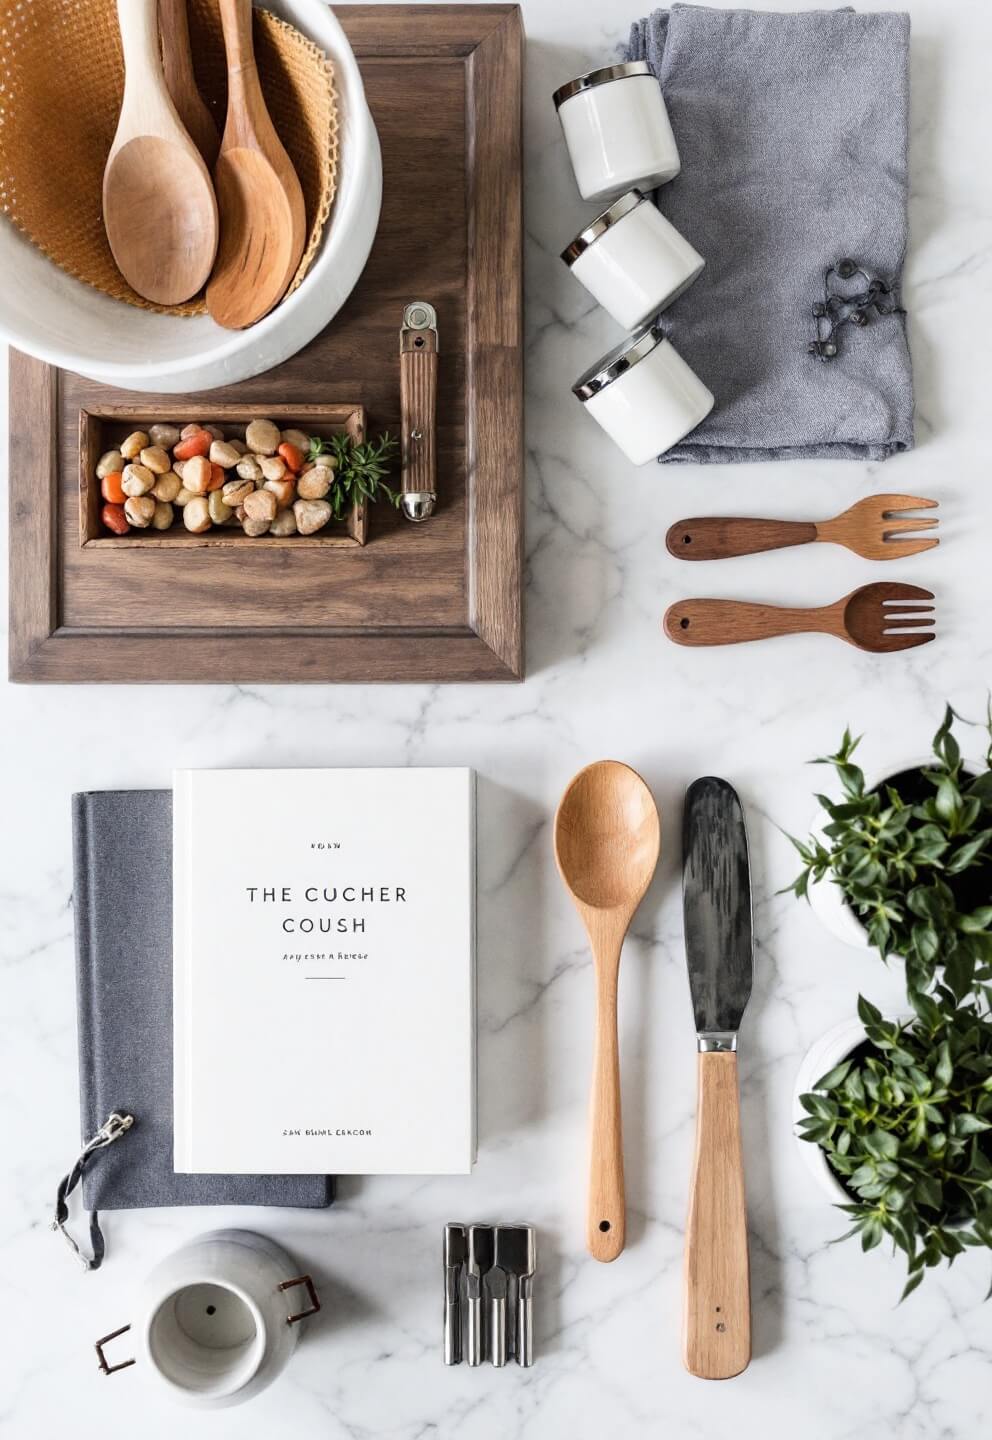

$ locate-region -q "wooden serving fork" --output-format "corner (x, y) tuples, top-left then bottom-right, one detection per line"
(664, 583), (936, 652)
(666, 495), (938, 562)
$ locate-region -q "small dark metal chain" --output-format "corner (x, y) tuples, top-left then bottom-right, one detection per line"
(808, 258), (904, 361)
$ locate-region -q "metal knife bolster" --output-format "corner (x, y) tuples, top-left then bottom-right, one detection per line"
(697, 1031), (739, 1052)
(682, 777), (754, 1045)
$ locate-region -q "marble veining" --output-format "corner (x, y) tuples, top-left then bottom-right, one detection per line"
(2, 0), (992, 1434)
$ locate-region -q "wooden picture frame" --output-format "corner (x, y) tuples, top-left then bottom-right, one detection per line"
(8, 5), (523, 684)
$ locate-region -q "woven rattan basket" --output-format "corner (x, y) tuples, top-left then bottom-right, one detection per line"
(0, 0), (338, 315)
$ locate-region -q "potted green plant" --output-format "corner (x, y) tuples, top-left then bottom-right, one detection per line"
(795, 992), (992, 1299)
(788, 706), (992, 1001)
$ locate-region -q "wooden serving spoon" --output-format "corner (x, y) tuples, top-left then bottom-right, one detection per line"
(159, 0), (220, 170)
(554, 761), (661, 1262)
(207, 0), (307, 329)
(664, 583), (936, 653)
(103, 0), (218, 305)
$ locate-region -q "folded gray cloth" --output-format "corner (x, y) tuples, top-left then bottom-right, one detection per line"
(73, 790), (334, 1210)
(624, 5), (914, 462)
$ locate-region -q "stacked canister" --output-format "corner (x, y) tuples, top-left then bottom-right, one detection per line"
(554, 62), (713, 465)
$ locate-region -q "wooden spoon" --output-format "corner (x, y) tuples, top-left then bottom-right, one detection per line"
(103, 0), (218, 305)
(159, 0), (220, 170)
(554, 761), (661, 1262)
(207, 0), (307, 329)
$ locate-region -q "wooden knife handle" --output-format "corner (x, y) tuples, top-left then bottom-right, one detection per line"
(666, 516), (818, 560)
(683, 1052), (750, 1380)
(588, 962), (625, 1262)
(400, 325), (438, 497)
(664, 598), (826, 647)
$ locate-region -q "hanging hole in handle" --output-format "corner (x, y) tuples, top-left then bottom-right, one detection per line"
(680, 617), (690, 630)
(598, 1220), (611, 1233)
(682, 534), (692, 544)
(414, 336), (425, 348)
(279, 1274), (321, 1325)
(94, 1324), (135, 1376)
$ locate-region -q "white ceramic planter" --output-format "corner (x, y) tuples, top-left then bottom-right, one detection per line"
(94, 1230), (319, 1407)
(804, 753), (984, 953)
(793, 1017), (875, 1204)
(0, 1), (382, 393)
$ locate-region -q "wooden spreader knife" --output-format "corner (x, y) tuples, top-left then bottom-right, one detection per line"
(400, 301), (439, 522)
(681, 777), (753, 1380)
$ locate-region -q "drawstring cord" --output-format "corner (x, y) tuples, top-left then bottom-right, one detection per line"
(53, 1112), (134, 1271)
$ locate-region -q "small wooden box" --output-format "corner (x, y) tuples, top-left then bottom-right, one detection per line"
(79, 403), (369, 548)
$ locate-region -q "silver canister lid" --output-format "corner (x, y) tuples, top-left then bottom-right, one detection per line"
(561, 189), (647, 266)
(572, 325), (667, 402)
(552, 60), (653, 111)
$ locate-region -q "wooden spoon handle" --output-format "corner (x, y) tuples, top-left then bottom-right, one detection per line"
(664, 598), (830, 647)
(218, 0), (256, 72)
(158, 0), (220, 168)
(588, 960), (625, 1261)
(116, 0), (164, 86)
(666, 516), (818, 561)
(683, 1052), (750, 1379)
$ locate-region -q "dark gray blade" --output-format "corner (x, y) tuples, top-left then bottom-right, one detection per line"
(682, 777), (753, 1038)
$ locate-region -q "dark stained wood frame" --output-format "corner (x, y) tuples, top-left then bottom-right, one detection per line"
(8, 5), (523, 684)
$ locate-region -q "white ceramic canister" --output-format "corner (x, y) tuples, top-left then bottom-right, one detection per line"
(94, 1230), (320, 1408)
(553, 62), (681, 202)
(562, 189), (704, 330)
(573, 327), (714, 465)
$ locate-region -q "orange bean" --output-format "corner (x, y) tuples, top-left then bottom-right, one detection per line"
(101, 471), (126, 505)
(277, 442), (305, 473)
(102, 502), (130, 535)
(174, 429), (212, 461)
(207, 463), (226, 492)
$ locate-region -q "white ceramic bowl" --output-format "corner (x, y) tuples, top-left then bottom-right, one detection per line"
(0, 1), (381, 393)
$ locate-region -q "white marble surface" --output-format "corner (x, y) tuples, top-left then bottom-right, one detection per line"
(2, 0), (991, 1434)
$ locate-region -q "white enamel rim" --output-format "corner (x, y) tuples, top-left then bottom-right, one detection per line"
(0, 1), (382, 393)
(805, 753), (985, 952)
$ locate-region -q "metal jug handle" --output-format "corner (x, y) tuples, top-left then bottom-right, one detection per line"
(279, 1274), (321, 1325)
(94, 1324), (135, 1375)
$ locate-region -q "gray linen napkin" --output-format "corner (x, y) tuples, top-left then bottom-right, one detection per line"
(73, 790), (334, 1210)
(624, 5), (914, 462)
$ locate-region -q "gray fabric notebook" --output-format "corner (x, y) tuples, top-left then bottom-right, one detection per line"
(73, 790), (334, 1209)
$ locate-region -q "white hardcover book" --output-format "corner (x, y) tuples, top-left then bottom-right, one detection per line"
(173, 768), (476, 1175)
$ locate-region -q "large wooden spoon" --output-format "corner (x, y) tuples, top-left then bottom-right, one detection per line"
(555, 761), (661, 1262)
(159, 0), (220, 170)
(207, 0), (307, 329)
(103, 0), (218, 305)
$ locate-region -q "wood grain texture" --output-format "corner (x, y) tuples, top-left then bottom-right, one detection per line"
(79, 403), (367, 547)
(400, 327), (438, 496)
(554, 761), (661, 1263)
(666, 496), (938, 563)
(206, 0), (306, 328)
(103, 0), (218, 305)
(664, 584), (936, 653)
(666, 517), (817, 560)
(159, 0), (221, 169)
(683, 1051), (751, 1380)
(8, 6), (524, 684)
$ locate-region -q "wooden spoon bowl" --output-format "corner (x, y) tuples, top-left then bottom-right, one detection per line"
(103, 0), (217, 306)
